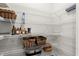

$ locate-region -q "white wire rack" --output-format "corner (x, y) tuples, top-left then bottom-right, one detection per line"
(0, 34), (61, 56)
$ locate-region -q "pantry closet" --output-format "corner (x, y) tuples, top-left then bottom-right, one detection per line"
(0, 3), (76, 56)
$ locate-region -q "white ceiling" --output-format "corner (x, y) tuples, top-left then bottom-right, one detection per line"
(13, 3), (74, 13)
(6, 3), (75, 14)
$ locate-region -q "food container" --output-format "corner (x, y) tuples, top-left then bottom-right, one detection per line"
(43, 43), (52, 52)
(8, 13), (12, 19)
(23, 37), (36, 48)
(36, 36), (47, 45)
(25, 46), (42, 56)
(4, 12), (8, 19)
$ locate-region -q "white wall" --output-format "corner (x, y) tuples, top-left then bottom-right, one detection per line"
(7, 3), (60, 35)
(53, 5), (76, 55)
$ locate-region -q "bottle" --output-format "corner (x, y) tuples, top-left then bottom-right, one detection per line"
(24, 28), (27, 34)
(19, 27), (22, 34)
(12, 25), (16, 35)
(28, 28), (31, 33)
(16, 28), (20, 35)
(21, 28), (26, 34)
(25, 28), (27, 34)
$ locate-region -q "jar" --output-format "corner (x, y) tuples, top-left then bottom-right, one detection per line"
(16, 28), (20, 35)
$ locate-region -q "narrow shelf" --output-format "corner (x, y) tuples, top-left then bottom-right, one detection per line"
(0, 33), (60, 40)
(15, 22), (60, 26)
(0, 20), (11, 24)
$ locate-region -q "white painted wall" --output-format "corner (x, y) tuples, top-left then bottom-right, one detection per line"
(7, 3), (60, 35)
(53, 5), (76, 55)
